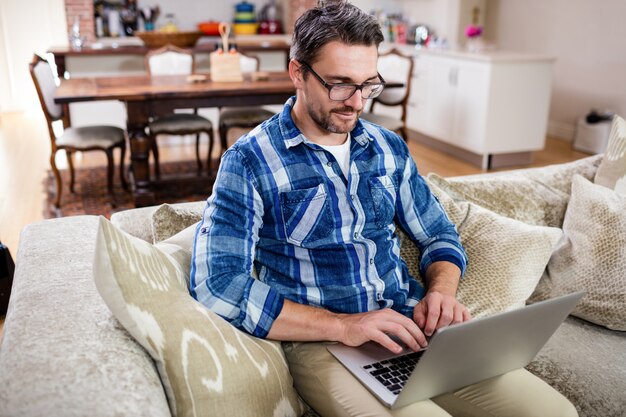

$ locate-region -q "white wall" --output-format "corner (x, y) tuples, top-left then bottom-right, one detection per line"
(0, 0), (68, 112)
(486, 0), (626, 139)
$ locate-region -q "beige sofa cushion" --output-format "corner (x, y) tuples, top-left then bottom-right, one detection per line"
(531, 175), (626, 331)
(595, 115), (626, 195)
(0, 216), (171, 417)
(399, 179), (562, 318)
(93, 217), (305, 417)
(152, 202), (206, 243)
(427, 173), (570, 227)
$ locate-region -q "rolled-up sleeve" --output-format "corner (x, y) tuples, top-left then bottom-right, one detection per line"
(190, 148), (284, 338)
(395, 154), (468, 277)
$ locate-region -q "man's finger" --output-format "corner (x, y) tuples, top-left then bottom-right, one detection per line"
(370, 330), (404, 354)
(462, 307), (472, 322)
(452, 304), (464, 324)
(414, 303), (427, 329)
(384, 311), (429, 350)
(423, 297), (442, 336)
(379, 323), (420, 352)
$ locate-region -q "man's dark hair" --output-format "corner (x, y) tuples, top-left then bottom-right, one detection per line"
(290, 0), (384, 70)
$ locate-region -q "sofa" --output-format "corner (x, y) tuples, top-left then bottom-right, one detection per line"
(0, 154), (624, 417)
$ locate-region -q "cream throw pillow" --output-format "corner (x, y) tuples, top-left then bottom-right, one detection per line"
(531, 175), (626, 330)
(152, 202), (206, 243)
(595, 115), (626, 195)
(93, 217), (304, 417)
(427, 173), (570, 227)
(398, 179), (562, 318)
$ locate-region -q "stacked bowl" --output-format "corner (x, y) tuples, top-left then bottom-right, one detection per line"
(233, 1), (259, 35)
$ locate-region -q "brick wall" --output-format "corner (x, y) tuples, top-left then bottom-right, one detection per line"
(65, 0), (95, 43)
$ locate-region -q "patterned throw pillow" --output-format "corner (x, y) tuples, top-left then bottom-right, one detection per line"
(427, 172), (570, 227)
(531, 175), (626, 330)
(152, 202), (206, 243)
(595, 115), (626, 195)
(398, 179), (562, 318)
(93, 217), (305, 417)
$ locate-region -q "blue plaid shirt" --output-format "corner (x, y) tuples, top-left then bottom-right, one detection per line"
(191, 97), (467, 338)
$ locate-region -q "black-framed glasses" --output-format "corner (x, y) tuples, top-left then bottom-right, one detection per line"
(300, 62), (386, 101)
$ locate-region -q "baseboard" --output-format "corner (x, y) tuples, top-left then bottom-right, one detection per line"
(410, 131), (534, 170)
(489, 152), (534, 169)
(547, 120), (576, 142)
(410, 132), (486, 167)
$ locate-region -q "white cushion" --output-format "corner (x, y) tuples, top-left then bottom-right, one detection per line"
(531, 175), (626, 330)
(93, 217), (305, 417)
(595, 115), (626, 195)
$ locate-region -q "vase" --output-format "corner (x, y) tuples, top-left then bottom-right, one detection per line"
(466, 37), (484, 53)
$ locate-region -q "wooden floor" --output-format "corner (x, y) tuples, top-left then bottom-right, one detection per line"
(0, 110), (590, 338)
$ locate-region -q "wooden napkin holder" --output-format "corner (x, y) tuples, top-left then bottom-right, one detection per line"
(210, 51), (243, 82)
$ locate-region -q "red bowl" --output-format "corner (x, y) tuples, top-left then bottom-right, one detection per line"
(198, 22), (221, 36)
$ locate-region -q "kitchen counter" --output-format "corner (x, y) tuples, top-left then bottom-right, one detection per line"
(379, 42), (555, 63)
(49, 34), (292, 77)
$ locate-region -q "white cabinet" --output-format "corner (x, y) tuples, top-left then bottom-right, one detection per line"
(407, 51), (554, 169)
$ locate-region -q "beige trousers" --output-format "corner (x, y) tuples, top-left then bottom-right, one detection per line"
(283, 342), (578, 417)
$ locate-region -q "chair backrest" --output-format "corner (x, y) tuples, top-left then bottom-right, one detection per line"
(29, 54), (68, 150)
(145, 44), (194, 76)
(239, 52), (260, 73)
(29, 54), (64, 124)
(374, 48), (414, 108)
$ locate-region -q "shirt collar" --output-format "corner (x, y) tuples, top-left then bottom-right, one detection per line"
(279, 96), (373, 149)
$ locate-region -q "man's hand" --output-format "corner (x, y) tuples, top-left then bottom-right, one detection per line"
(267, 300), (428, 354)
(413, 261), (472, 336)
(413, 290), (471, 336)
(338, 308), (428, 354)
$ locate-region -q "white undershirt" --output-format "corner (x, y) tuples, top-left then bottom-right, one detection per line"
(319, 134), (351, 179)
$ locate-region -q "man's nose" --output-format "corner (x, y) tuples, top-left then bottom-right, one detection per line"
(343, 89), (364, 111)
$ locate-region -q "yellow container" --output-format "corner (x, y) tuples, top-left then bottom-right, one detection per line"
(233, 23), (259, 35)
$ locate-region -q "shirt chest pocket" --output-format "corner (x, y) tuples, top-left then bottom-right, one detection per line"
(280, 184), (334, 247)
(369, 175), (397, 228)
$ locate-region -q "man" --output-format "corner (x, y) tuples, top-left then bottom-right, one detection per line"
(191, 1), (577, 416)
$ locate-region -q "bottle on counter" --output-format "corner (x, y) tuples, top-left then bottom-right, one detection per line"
(161, 13), (179, 33)
(121, 0), (139, 36)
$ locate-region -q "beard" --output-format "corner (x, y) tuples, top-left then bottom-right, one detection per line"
(305, 101), (361, 134)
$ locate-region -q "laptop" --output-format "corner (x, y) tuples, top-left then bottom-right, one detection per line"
(327, 292), (583, 409)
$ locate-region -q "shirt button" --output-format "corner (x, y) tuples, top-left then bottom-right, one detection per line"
(370, 258), (374, 265)
(350, 194), (356, 200)
(327, 161), (332, 167)
(354, 232), (359, 239)
(376, 293), (383, 301)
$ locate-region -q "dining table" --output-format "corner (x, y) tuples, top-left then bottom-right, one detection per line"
(54, 71), (296, 207)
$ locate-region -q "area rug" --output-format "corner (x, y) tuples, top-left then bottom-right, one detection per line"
(44, 160), (212, 219)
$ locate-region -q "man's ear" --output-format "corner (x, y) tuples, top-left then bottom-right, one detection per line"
(289, 60), (305, 89)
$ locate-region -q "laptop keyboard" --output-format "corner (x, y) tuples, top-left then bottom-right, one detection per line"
(362, 350), (425, 395)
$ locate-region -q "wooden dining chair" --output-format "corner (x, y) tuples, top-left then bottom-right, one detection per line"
(361, 48), (414, 141)
(29, 54), (128, 209)
(145, 44), (215, 176)
(217, 53), (275, 155)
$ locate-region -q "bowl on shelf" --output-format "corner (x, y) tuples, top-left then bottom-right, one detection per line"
(233, 23), (259, 35)
(198, 21), (221, 36)
(135, 31), (203, 48)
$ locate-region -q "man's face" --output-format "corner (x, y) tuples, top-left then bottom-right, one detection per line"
(300, 41), (379, 134)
